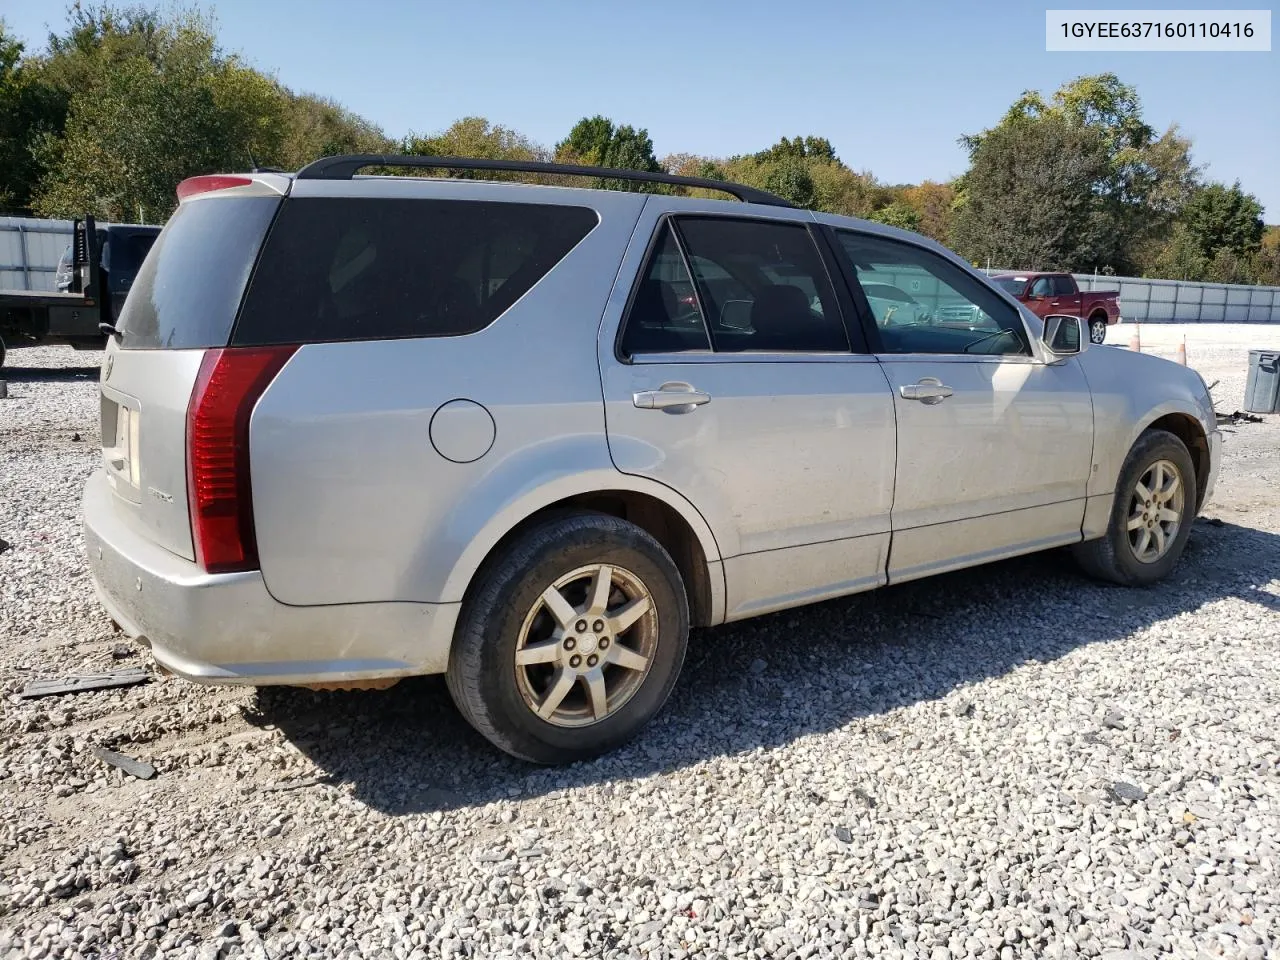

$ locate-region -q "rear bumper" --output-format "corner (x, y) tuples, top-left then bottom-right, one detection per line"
(82, 470), (458, 686)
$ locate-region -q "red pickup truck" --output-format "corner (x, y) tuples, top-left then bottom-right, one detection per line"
(990, 272), (1122, 345)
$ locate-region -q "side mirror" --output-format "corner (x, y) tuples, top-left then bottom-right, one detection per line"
(1042, 314), (1084, 356)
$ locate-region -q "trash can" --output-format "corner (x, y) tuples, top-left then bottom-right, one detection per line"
(1244, 350), (1280, 414)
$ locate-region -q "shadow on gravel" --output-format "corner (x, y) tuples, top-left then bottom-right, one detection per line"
(0, 364), (101, 382)
(246, 517), (1280, 815)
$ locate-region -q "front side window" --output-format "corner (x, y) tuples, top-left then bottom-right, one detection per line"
(1029, 276), (1053, 298)
(837, 231), (1029, 357)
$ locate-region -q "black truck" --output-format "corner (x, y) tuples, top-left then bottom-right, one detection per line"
(0, 215), (160, 369)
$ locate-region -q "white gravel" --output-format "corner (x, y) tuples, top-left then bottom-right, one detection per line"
(1, 340), (1278, 960)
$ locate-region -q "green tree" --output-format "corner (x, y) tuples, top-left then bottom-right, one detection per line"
(1181, 182), (1265, 262)
(952, 114), (1113, 270)
(868, 201), (921, 233)
(279, 92), (391, 168)
(556, 115), (661, 186)
(0, 21), (65, 211)
(33, 9), (288, 221)
(961, 73), (1199, 271)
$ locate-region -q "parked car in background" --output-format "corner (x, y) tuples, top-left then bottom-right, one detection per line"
(83, 156), (1219, 765)
(990, 271), (1122, 345)
(0, 216), (159, 368)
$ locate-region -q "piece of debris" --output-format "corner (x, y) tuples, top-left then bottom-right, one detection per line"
(20, 667), (149, 699)
(257, 774), (337, 793)
(833, 826), (853, 844)
(1107, 781), (1147, 803)
(954, 698), (974, 718)
(110, 643), (136, 660)
(1216, 410), (1263, 425)
(0, 537), (9, 555)
(0, 380), (8, 400)
(1102, 709), (1127, 730)
(71, 431), (81, 442)
(92, 745), (156, 780)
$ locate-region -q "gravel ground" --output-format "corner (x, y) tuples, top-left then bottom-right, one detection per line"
(1, 340), (1278, 960)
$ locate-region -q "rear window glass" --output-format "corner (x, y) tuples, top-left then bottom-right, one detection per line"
(117, 196), (280, 350)
(233, 197), (598, 346)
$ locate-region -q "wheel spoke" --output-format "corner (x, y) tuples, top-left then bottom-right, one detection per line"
(1133, 480), (1152, 503)
(587, 565), (614, 615)
(608, 643), (648, 672)
(1134, 528), (1152, 559)
(585, 668), (608, 720)
(608, 596), (652, 635)
(1158, 507), (1180, 524)
(536, 669), (576, 720)
(515, 639), (561, 666)
(1150, 463), (1165, 494)
(1127, 512), (1145, 531)
(1151, 524), (1167, 558)
(1161, 470), (1181, 500)
(540, 586), (578, 630)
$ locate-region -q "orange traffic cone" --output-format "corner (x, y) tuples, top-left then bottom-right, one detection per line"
(1129, 323), (1142, 353)
(1176, 337), (1187, 365)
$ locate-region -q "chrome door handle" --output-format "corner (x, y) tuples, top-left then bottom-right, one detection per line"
(633, 383), (712, 412)
(899, 379), (953, 404)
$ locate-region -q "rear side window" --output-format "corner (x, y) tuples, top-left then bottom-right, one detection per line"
(233, 198), (598, 346)
(1051, 275), (1076, 297)
(117, 197), (280, 350)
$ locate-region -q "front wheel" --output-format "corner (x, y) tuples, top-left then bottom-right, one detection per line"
(1072, 428), (1197, 586)
(1089, 316), (1108, 344)
(446, 512), (690, 764)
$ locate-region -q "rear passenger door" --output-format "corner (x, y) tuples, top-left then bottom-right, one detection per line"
(599, 202), (897, 621)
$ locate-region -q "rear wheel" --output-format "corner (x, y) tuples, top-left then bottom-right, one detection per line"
(446, 512), (690, 764)
(1089, 315), (1108, 344)
(1072, 428), (1196, 585)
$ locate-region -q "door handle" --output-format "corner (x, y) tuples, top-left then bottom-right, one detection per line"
(899, 379), (953, 404)
(633, 383), (712, 412)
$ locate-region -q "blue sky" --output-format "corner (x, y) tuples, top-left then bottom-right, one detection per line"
(6, 0), (1278, 217)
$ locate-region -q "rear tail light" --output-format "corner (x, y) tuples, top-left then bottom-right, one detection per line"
(186, 346), (297, 573)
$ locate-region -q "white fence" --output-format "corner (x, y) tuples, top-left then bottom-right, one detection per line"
(0, 216), (75, 292)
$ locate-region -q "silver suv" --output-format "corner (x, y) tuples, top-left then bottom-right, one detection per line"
(83, 155), (1221, 764)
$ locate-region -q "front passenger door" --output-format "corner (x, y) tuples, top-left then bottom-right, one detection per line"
(831, 228), (1095, 583)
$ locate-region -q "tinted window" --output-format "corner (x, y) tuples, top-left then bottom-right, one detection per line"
(837, 231), (1029, 357)
(674, 218), (848, 353)
(234, 198), (597, 346)
(993, 277), (1026, 296)
(1029, 276), (1053, 298)
(1051, 274), (1076, 297)
(619, 225), (711, 356)
(118, 197), (280, 350)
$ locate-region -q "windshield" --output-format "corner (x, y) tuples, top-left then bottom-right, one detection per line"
(993, 277), (1027, 295)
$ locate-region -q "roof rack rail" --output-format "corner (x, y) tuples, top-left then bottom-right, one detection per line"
(293, 154), (794, 208)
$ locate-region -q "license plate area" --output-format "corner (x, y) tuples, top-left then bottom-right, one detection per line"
(101, 387), (142, 502)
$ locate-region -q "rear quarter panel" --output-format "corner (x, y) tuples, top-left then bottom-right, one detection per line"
(248, 180), (720, 608)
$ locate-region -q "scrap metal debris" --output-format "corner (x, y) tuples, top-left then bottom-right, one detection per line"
(1217, 410), (1264, 425)
(92, 745), (156, 780)
(19, 667), (149, 699)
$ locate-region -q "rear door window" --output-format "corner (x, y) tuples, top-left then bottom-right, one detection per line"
(672, 218), (849, 353)
(1051, 275), (1077, 297)
(233, 198), (598, 346)
(619, 225), (712, 356)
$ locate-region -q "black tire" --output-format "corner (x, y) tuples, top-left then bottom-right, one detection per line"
(1072, 428), (1197, 586)
(1089, 316), (1108, 344)
(446, 512), (690, 764)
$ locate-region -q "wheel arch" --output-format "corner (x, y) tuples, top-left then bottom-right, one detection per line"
(440, 471), (725, 628)
(1142, 412), (1211, 512)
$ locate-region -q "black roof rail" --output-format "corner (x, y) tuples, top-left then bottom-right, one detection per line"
(293, 154), (795, 208)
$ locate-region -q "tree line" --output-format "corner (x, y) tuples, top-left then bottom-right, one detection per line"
(2, 4), (1275, 286)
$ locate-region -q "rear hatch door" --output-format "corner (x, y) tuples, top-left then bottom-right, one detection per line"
(100, 184), (285, 561)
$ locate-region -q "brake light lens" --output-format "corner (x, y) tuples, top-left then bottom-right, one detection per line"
(176, 175), (254, 201)
(186, 346), (297, 573)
